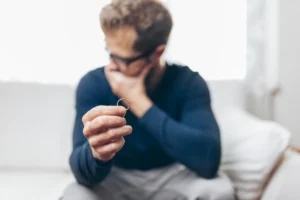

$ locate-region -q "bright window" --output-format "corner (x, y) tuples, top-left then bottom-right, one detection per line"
(0, 0), (246, 85)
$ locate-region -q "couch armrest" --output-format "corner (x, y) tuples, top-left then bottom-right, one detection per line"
(259, 150), (286, 200)
(261, 148), (300, 200)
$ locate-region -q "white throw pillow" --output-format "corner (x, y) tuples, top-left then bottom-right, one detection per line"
(215, 107), (291, 200)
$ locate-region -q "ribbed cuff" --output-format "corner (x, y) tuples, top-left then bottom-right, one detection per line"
(84, 142), (113, 168)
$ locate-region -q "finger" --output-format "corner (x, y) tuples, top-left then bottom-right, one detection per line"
(96, 152), (116, 162)
(83, 116), (126, 138)
(89, 125), (132, 147)
(82, 106), (127, 124)
(139, 64), (152, 80)
(104, 66), (111, 78)
(104, 65), (115, 82)
(107, 62), (118, 71)
(95, 137), (125, 156)
(106, 63), (121, 74)
(92, 146), (116, 161)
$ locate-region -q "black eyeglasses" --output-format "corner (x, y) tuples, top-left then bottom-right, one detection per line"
(107, 46), (157, 68)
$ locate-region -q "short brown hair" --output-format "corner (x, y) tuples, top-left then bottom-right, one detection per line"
(100, 0), (173, 53)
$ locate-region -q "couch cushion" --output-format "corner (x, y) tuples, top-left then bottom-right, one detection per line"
(0, 82), (74, 170)
(0, 80), (244, 170)
(216, 107), (291, 200)
(0, 170), (74, 200)
(261, 149), (300, 200)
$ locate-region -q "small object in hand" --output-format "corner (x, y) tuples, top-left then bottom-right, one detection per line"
(117, 98), (130, 111)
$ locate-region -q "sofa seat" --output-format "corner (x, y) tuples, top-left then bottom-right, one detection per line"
(0, 170), (74, 200)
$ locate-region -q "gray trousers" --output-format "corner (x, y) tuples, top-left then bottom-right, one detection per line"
(63, 164), (235, 200)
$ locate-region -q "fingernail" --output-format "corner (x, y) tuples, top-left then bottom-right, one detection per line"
(123, 118), (126, 125)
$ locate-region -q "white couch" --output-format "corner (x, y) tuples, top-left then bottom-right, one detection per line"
(0, 80), (298, 200)
(0, 82), (75, 200)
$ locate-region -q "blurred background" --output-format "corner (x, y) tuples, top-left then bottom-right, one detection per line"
(1, 0), (299, 145)
(0, 0), (246, 83)
(0, 0), (300, 199)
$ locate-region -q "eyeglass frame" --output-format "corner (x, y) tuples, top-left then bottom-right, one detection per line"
(106, 46), (157, 68)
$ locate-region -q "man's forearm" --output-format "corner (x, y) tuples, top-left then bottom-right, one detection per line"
(69, 142), (112, 187)
(138, 105), (221, 178)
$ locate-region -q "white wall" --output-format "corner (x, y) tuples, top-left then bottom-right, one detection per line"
(274, 0), (300, 147)
(0, 0), (246, 85)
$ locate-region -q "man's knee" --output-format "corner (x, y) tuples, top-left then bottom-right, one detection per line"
(181, 173), (235, 200)
(62, 182), (99, 200)
(197, 175), (235, 200)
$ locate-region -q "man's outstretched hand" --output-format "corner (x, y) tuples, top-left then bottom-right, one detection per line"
(82, 106), (132, 162)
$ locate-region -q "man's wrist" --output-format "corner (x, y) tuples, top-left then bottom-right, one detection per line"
(129, 95), (153, 118)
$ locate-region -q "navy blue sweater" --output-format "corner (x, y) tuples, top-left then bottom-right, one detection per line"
(69, 63), (221, 186)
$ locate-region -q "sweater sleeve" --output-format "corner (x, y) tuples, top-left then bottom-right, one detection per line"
(69, 71), (112, 187)
(139, 73), (221, 178)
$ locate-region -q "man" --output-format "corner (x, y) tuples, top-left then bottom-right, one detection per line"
(63, 0), (234, 199)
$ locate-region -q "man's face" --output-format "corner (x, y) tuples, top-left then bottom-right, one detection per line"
(105, 27), (154, 77)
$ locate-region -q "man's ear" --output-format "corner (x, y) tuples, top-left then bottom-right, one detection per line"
(152, 45), (166, 62)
